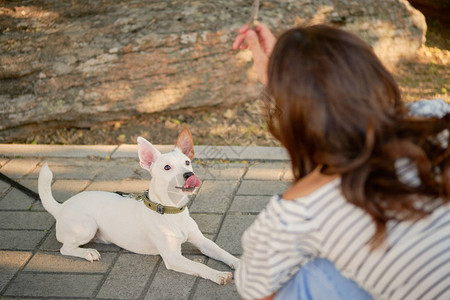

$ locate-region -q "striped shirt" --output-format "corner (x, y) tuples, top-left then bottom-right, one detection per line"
(236, 99), (450, 299)
(235, 175), (450, 300)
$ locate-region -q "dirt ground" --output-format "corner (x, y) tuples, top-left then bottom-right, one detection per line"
(10, 10), (450, 147)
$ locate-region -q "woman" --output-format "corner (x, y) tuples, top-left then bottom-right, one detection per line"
(232, 23), (450, 299)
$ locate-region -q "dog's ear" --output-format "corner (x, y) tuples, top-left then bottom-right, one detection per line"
(137, 137), (161, 170)
(175, 128), (194, 160)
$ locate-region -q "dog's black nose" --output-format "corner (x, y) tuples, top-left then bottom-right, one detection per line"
(183, 172), (194, 180)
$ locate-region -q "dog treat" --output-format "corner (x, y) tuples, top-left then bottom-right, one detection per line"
(249, 0), (260, 29)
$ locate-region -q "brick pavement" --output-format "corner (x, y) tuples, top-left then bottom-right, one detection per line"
(0, 144), (290, 299)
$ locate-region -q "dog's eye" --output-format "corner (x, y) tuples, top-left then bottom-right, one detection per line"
(185, 161), (190, 166)
(164, 165), (171, 170)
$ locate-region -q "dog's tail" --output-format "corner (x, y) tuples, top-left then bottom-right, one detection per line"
(38, 162), (61, 218)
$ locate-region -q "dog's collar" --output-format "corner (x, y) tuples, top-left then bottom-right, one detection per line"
(114, 191), (186, 215)
(142, 191), (186, 215)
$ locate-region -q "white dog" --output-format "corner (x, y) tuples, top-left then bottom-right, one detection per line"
(38, 128), (239, 285)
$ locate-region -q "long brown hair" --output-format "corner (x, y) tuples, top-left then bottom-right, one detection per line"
(264, 25), (450, 246)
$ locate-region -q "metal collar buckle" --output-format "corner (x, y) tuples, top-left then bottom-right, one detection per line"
(156, 204), (165, 215)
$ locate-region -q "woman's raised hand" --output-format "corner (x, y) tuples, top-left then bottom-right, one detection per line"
(232, 23), (276, 85)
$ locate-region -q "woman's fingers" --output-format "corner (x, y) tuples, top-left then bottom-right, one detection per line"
(245, 30), (265, 58)
(238, 23), (250, 34)
(232, 33), (248, 50)
(245, 30), (269, 85)
(255, 23), (277, 55)
(232, 23), (273, 84)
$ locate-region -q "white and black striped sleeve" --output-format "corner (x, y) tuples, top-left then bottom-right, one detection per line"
(235, 195), (320, 299)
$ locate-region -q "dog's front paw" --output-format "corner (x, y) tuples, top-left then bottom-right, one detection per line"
(84, 248), (101, 263)
(216, 271), (232, 285)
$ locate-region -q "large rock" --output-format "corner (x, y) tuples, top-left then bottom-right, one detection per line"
(0, 0), (426, 132)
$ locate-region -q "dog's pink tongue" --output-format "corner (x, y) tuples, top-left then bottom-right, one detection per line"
(185, 174), (201, 188)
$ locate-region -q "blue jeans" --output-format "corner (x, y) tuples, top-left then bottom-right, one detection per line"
(274, 258), (373, 300)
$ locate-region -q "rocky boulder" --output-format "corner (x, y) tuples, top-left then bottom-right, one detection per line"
(0, 0), (426, 133)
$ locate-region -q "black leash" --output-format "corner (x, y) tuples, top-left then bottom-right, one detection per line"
(0, 172), (41, 201)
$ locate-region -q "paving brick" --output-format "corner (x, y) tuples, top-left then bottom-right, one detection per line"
(193, 259), (240, 300)
(195, 146), (289, 160)
(245, 162), (287, 180)
(0, 189), (34, 210)
(144, 255), (204, 300)
(97, 253), (159, 299)
(237, 180), (291, 196)
(30, 200), (46, 211)
(110, 144), (139, 159)
(0, 158), (41, 179)
(27, 159), (104, 180)
(192, 163), (247, 181)
(0, 180), (10, 196)
(228, 195), (270, 214)
(39, 228), (122, 252)
(24, 251), (116, 273)
(86, 179), (149, 193)
(0, 211), (54, 230)
(195, 145), (252, 161)
(0, 145), (290, 161)
(95, 161), (145, 180)
(15, 178), (38, 194)
(0, 230), (47, 250)
(190, 180), (238, 213)
(215, 214), (257, 255)
(112, 144), (173, 159)
(190, 213), (223, 234)
(51, 179), (91, 201)
(4, 273), (103, 298)
(0, 157), (10, 168)
(282, 167), (295, 181)
(0, 251), (32, 291)
(0, 144), (118, 158)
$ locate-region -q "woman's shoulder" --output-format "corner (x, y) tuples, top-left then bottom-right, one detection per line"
(281, 167), (341, 201)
